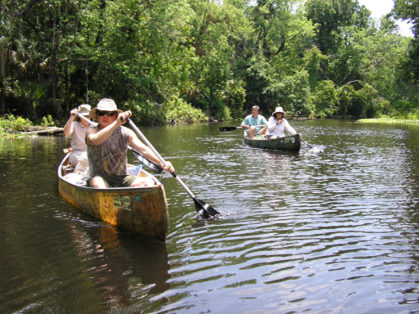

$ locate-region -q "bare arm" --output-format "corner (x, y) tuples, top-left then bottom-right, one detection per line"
(283, 119), (297, 135)
(63, 109), (78, 136)
(86, 111), (131, 146)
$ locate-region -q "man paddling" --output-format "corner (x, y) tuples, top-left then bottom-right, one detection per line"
(86, 98), (174, 188)
(241, 106), (268, 139)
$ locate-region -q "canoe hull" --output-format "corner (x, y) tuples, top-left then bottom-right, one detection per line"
(244, 133), (301, 151)
(58, 155), (169, 241)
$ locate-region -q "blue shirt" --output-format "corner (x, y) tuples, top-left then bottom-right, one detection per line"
(241, 114), (267, 131)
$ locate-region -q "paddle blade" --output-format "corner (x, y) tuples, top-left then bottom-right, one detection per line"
(220, 126), (238, 132)
(194, 198), (220, 217)
(301, 138), (314, 149)
(129, 147), (163, 173)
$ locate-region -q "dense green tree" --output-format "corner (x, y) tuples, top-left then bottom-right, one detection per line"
(245, 0), (317, 115)
(393, 0), (419, 81)
(393, 0), (419, 35)
(305, 0), (370, 55)
(0, 0), (418, 124)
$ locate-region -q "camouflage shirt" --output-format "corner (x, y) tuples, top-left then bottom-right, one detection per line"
(87, 126), (130, 177)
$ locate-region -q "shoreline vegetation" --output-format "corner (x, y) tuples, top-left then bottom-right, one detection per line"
(357, 118), (419, 124)
(3, 115), (419, 138)
(1, 0), (418, 129)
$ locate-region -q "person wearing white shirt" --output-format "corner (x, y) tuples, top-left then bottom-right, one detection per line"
(63, 104), (93, 167)
(266, 106), (297, 139)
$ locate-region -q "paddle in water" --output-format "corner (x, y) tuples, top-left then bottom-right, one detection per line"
(301, 138), (314, 149)
(301, 137), (324, 153)
(127, 118), (220, 218)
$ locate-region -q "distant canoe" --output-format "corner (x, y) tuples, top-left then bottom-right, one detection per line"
(244, 133), (301, 151)
(58, 153), (169, 241)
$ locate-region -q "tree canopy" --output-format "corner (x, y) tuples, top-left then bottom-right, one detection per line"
(0, 0), (418, 125)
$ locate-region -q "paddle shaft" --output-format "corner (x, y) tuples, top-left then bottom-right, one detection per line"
(127, 118), (198, 200)
(220, 124), (265, 131)
(77, 113), (93, 125)
(301, 138), (314, 149)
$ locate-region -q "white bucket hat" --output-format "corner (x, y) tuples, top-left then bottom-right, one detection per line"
(77, 104), (91, 116)
(272, 106), (286, 117)
(90, 98), (123, 117)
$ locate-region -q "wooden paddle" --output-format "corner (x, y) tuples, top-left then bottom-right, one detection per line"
(127, 118), (220, 218)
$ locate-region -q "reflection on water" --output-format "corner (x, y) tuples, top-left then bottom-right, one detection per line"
(64, 220), (170, 311)
(1, 120), (419, 313)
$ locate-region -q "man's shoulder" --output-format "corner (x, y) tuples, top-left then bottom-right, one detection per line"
(121, 125), (133, 133)
(242, 115), (252, 123)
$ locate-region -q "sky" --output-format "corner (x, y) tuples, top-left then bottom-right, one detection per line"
(357, 0), (414, 37)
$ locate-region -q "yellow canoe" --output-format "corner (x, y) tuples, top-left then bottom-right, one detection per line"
(58, 153), (169, 241)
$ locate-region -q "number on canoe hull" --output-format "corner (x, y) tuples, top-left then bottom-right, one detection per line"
(281, 137), (295, 144)
(114, 195), (132, 211)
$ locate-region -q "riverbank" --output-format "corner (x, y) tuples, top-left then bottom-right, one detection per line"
(357, 118), (419, 124)
(17, 126), (64, 136)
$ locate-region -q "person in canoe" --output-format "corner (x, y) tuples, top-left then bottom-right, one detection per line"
(63, 104), (94, 167)
(86, 98), (175, 188)
(266, 106), (297, 139)
(241, 105), (268, 139)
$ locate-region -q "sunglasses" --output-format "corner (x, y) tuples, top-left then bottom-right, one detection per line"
(97, 111), (117, 117)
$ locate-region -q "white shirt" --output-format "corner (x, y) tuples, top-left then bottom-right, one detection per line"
(266, 116), (297, 137)
(69, 121), (89, 152)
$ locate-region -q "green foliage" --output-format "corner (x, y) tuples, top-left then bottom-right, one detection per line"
(389, 99), (419, 118)
(393, 0), (419, 35)
(224, 79), (246, 119)
(305, 0), (368, 54)
(0, 114), (33, 135)
(312, 80), (339, 117)
(165, 96), (208, 124)
(393, 0), (419, 81)
(303, 46), (328, 87)
(40, 115), (56, 127)
(126, 100), (166, 127)
(265, 70), (314, 116)
(0, 0), (418, 125)
(337, 82), (381, 118)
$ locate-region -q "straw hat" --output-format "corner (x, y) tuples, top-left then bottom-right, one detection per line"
(90, 98), (123, 117)
(272, 106), (286, 117)
(77, 104), (91, 116)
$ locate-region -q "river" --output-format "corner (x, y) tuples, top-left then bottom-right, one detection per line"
(0, 119), (418, 313)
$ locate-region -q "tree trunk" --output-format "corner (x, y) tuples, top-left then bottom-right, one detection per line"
(50, 4), (60, 116)
(0, 2), (6, 114)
